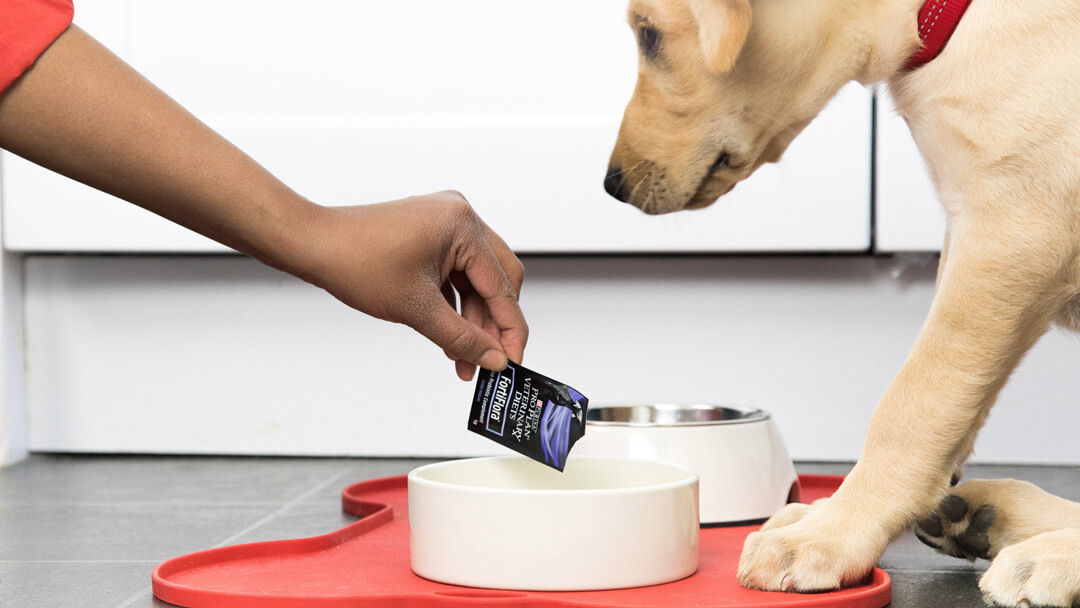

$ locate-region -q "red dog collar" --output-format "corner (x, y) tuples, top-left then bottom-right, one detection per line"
(905, 0), (973, 69)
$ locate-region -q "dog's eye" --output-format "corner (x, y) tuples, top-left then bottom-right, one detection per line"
(638, 25), (661, 58)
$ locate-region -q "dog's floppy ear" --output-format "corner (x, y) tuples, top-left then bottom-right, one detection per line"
(685, 0), (752, 73)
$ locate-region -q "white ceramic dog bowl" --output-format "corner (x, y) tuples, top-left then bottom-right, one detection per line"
(573, 404), (798, 526)
(408, 456), (699, 591)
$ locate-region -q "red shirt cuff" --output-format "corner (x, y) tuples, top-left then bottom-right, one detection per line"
(0, 0), (75, 95)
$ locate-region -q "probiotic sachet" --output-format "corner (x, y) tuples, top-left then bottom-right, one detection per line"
(468, 361), (588, 471)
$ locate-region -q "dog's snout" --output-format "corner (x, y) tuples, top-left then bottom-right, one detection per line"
(604, 166), (631, 203)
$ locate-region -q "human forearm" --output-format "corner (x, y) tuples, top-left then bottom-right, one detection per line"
(0, 25), (315, 274)
(0, 24), (528, 378)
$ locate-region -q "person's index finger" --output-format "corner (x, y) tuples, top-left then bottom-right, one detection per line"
(461, 243), (528, 364)
(413, 289), (507, 371)
(481, 222), (524, 296)
(500, 321), (528, 365)
(489, 291), (528, 365)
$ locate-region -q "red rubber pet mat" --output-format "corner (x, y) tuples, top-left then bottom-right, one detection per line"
(152, 473), (890, 607)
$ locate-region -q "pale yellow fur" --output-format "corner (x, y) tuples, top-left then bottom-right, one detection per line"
(608, 1), (1080, 605)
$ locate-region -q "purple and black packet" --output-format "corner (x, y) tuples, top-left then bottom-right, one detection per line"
(468, 361), (588, 471)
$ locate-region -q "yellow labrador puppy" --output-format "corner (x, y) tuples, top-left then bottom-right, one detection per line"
(605, 0), (1080, 606)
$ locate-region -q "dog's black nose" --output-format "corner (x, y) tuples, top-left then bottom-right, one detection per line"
(604, 166), (630, 202)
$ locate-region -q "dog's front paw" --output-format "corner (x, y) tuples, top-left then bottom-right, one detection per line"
(758, 498), (825, 532)
(914, 485), (999, 560)
(914, 479), (1080, 562)
(737, 508), (882, 592)
(979, 529), (1080, 607)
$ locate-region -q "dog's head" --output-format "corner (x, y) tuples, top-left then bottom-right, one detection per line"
(606, 0), (860, 214)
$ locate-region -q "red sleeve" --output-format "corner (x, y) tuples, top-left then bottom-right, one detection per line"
(0, 0), (74, 95)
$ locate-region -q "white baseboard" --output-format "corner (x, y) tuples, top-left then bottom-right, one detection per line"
(0, 252), (27, 466)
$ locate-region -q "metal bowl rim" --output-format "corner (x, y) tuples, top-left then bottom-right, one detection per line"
(585, 403), (771, 427)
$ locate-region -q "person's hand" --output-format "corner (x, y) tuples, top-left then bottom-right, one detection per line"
(296, 191), (528, 381)
(0, 27), (527, 380)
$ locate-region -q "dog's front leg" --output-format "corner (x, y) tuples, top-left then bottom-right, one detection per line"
(738, 212), (1072, 592)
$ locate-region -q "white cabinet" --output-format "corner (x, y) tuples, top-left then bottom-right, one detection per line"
(2, 0), (872, 253)
(874, 88), (946, 252)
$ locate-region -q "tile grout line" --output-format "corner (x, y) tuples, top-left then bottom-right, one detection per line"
(882, 566), (989, 573)
(0, 501), (291, 507)
(111, 465), (358, 608)
(209, 465), (358, 549)
(0, 560), (160, 564)
(113, 587), (152, 608)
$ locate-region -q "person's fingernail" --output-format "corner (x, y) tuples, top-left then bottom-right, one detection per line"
(478, 349), (507, 371)
(456, 360), (476, 382)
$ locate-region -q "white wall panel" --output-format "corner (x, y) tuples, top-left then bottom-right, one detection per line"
(0, 252), (26, 465)
(24, 255), (1080, 464)
(874, 87), (946, 252)
(3, 1), (872, 253)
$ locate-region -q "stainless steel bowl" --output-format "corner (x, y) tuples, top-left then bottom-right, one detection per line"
(575, 403), (798, 525)
(587, 404), (769, 426)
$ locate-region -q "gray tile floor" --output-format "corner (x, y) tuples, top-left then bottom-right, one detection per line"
(1, 455), (1076, 607)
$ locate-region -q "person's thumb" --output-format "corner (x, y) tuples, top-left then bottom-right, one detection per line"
(415, 298), (508, 374)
